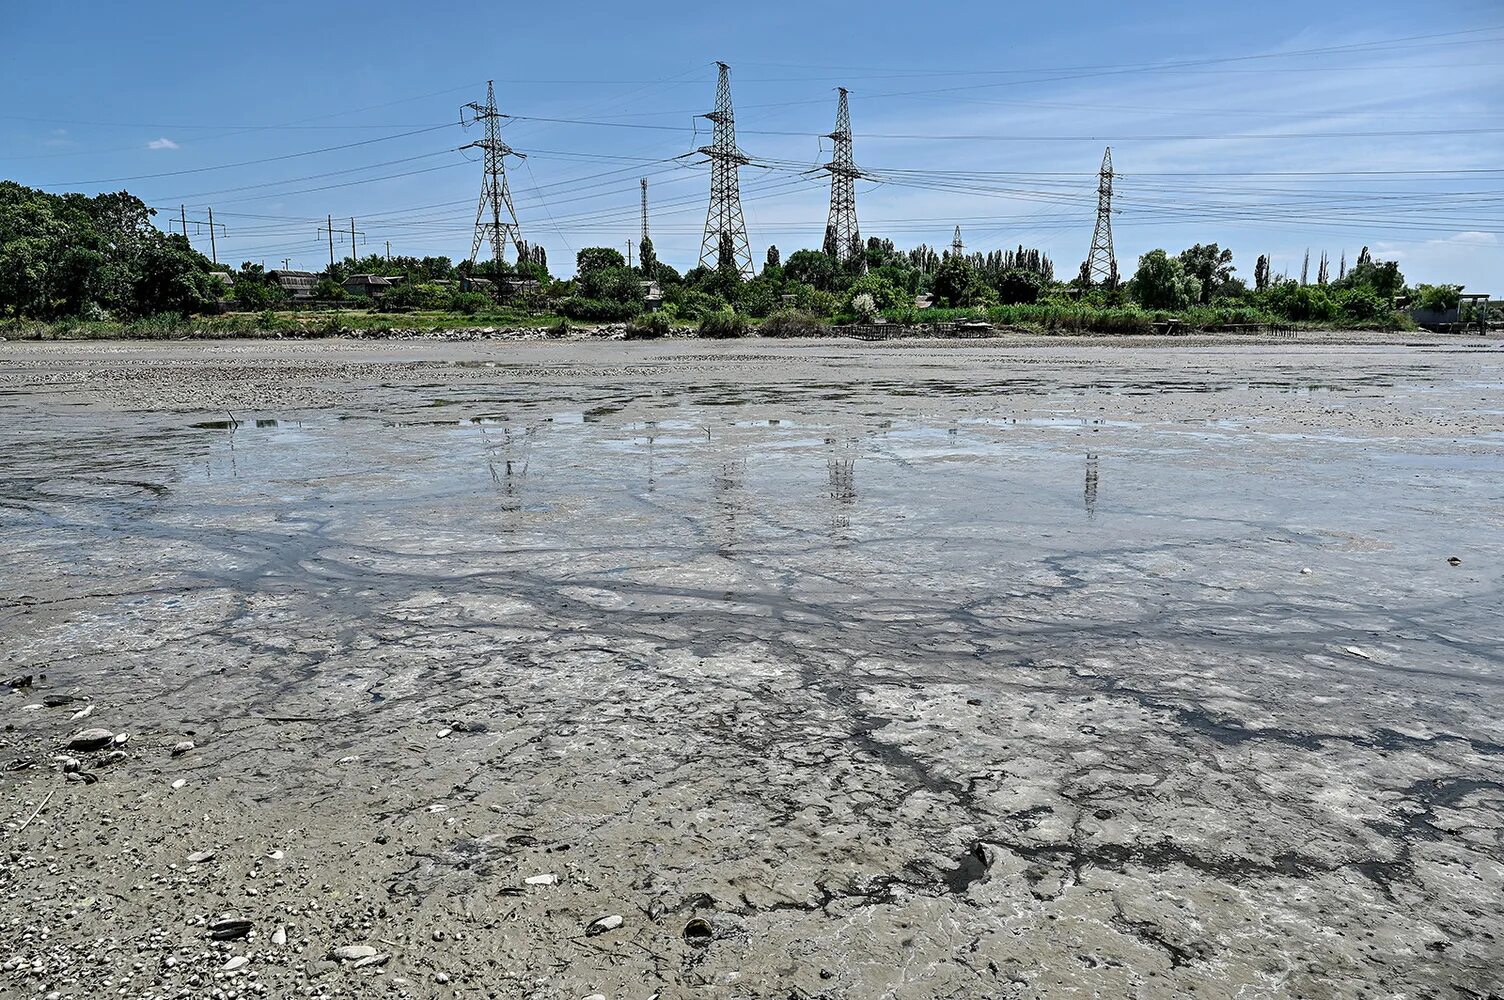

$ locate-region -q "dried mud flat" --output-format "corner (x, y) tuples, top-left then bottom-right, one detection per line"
(1, 336), (1502, 1000)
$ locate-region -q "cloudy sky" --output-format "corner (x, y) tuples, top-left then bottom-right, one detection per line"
(5, 0), (1501, 289)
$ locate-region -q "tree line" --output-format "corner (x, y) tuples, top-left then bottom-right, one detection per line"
(0, 180), (1462, 331)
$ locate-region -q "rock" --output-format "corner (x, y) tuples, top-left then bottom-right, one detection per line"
(3, 675), (32, 689)
(112, 732), (130, 745)
(172, 741), (195, 757)
(100, 750), (128, 766)
(65, 771), (97, 784)
(436, 728), (453, 739)
(267, 849), (285, 860)
(330, 944), (378, 962)
(222, 956), (249, 971)
(186, 850), (215, 864)
(1344, 646), (1372, 660)
(66, 728), (115, 751)
(1448, 556), (1462, 566)
(352, 953), (390, 969)
(586, 914), (623, 936)
(1300, 567), (1312, 575)
(207, 917), (252, 941)
(271, 925), (288, 946)
(171, 778), (187, 789)
(524, 873), (557, 886)
(42, 694), (76, 707)
(61, 758), (81, 774)
(70, 704), (94, 721)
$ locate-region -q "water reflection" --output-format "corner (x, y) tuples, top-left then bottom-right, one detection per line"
(1084, 453), (1099, 519)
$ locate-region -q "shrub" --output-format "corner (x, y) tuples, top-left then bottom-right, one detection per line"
(761, 309), (828, 338)
(625, 312), (673, 340)
(698, 309), (749, 339)
(446, 291), (492, 316)
(560, 296), (639, 321)
(995, 268), (1044, 305)
(851, 292), (879, 321)
(1414, 283), (1462, 312)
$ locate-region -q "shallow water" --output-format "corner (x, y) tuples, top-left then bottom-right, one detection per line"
(1, 340), (1502, 999)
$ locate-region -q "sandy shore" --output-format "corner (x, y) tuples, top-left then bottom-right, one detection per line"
(2, 337), (1502, 999)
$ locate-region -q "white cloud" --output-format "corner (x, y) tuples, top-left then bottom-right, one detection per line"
(147, 137), (178, 150)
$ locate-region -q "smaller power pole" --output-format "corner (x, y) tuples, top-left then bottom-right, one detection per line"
(324, 215), (335, 269)
(385, 240), (391, 261)
(207, 207), (218, 265)
(281, 258), (291, 270)
(181, 205), (188, 238)
(175, 206), (225, 260)
(627, 239), (634, 269)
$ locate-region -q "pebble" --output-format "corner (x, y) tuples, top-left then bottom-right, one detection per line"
(352, 953), (390, 969)
(271, 925), (288, 947)
(223, 956), (249, 971)
(1300, 567), (1312, 575)
(66, 728), (115, 751)
(586, 914), (623, 936)
(1344, 646), (1372, 660)
(186, 850), (216, 864)
(524, 873), (557, 886)
(171, 778), (187, 789)
(112, 732), (130, 745)
(1448, 556), (1462, 566)
(172, 740), (195, 756)
(70, 704), (94, 721)
(267, 849), (285, 860)
(330, 944), (378, 962)
(436, 728), (453, 738)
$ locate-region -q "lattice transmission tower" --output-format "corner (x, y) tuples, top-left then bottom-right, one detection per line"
(822, 88), (862, 264)
(461, 81), (526, 267)
(697, 62), (753, 277)
(641, 178), (650, 246)
(1081, 146), (1118, 287)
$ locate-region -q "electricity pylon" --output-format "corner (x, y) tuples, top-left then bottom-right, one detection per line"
(697, 62), (753, 277)
(640, 177), (650, 246)
(1082, 146), (1118, 287)
(822, 88), (862, 265)
(461, 80), (525, 267)
(951, 226), (964, 257)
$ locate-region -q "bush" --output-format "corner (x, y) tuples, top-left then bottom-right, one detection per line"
(761, 309), (829, 338)
(851, 292), (879, 321)
(559, 296), (639, 321)
(625, 312), (673, 339)
(1414, 284), (1462, 312)
(446, 291), (492, 316)
(995, 268), (1044, 305)
(1336, 287), (1387, 322)
(698, 309), (749, 339)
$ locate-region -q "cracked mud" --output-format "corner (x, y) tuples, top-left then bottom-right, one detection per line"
(1, 338), (1502, 999)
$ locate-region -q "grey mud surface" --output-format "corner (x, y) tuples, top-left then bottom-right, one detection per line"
(1, 336), (1502, 1000)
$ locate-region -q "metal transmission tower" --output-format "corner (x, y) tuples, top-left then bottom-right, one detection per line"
(822, 88), (862, 264)
(461, 81), (526, 268)
(640, 177), (650, 246)
(951, 226), (964, 257)
(697, 62), (753, 277)
(1082, 146), (1118, 286)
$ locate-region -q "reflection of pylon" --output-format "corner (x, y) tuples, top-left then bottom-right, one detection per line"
(697, 62), (753, 277)
(461, 81), (526, 267)
(1082, 146), (1117, 286)
(822, 88), (862, 264)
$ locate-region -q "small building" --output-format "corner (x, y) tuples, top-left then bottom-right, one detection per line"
(641, 280), (663, 312)
(207, 271), (235, 288)
(268, 270), (317, 301)
(342, 274), (393, 299)
(459, 276), (495, 297)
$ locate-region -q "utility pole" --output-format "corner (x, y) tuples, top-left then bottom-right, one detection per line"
(350, 217), (359, 265)
(324, 215), (335, 270)
(461, 81), (526, 268)
(697, 62), (753, 277)
(317, 216), (365, 270)
(175, 205), (225, 261)
(951, 226), (964, 258)
(1081, 147), (1118, 287)
(385, 240), (391, 261)
(626, 239), (634, 269)
(281, 258), (291, 271)
(822, 87), (862, 265)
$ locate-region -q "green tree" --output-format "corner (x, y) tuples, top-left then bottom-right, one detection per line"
(1129, 250), (1201, 310)
(576, 247), (625, 277)
(765, 245), (781, 270)
(995, 268), (1044, 305)
(931, 253), (977, 307)
(638, 236), (658, 278)
(1177, 244), (1234, 304)
(783, 249), (837, 291)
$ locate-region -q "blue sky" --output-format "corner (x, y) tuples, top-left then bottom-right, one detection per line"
(5, 1), (1502, 290)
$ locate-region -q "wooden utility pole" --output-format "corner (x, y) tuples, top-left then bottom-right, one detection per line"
(324, 215), (335, 269)
(385, 240), (391, 261)
(180, 205), (188, 238)
(626, 239), (634, 269)
(207, 207), (218, 265)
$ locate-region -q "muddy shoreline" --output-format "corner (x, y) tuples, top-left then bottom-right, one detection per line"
(2, 340), (1501, 999)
